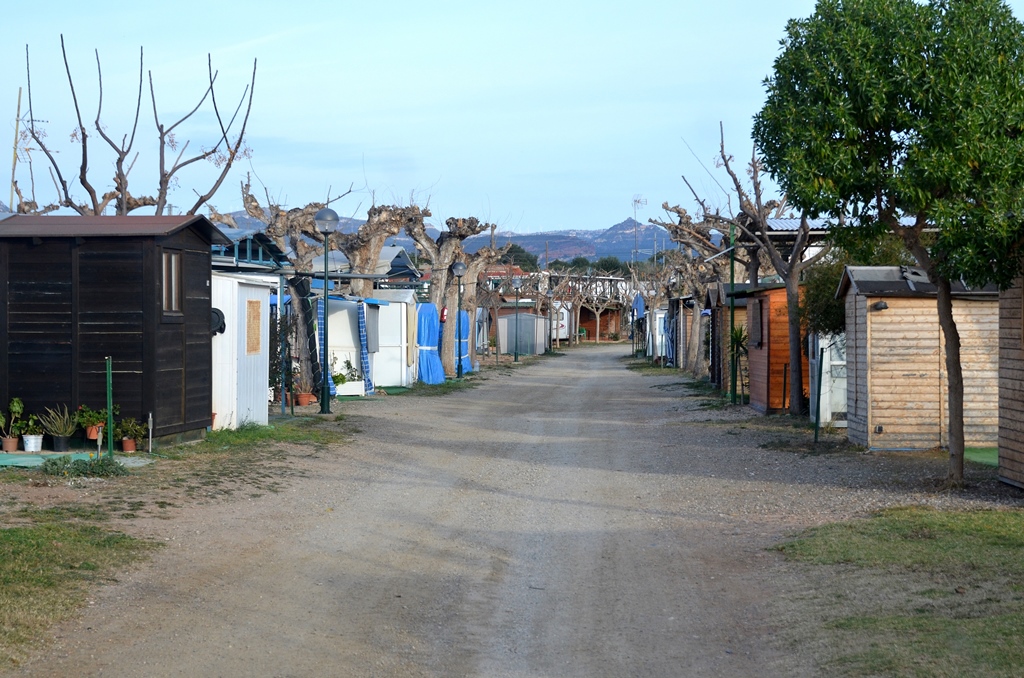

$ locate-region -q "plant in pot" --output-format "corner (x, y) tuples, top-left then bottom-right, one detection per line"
(38, 405), (78, 453)
(76, 404), (117, 440)
(15, 414), (44, 453)
(0, 397), (24, 452)
(292, 370), (316, 406)
(114, 417), (148, 453)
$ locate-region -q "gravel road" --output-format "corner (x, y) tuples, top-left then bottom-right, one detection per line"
(12, 345), (1023, 677)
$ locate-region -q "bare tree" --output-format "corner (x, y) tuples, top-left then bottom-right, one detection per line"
(335, 204), (431, 298)
(683, 126), (829, 414)
(209, 179), (353, 394)
(455, 244), (511, 367)
(406, 216), (494, 376)
(16, 36), (255, 216)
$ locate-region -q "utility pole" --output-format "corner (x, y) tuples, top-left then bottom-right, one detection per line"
(632, 195), (646, 264)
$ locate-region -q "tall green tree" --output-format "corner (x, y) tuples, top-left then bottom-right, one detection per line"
(754, 0), (1024, 485)
(499, 244), (539, 271)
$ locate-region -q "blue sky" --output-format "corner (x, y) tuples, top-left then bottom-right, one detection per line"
(5, 0), (1024, 234)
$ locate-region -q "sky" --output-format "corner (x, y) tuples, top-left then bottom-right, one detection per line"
(5, 0), (1024, 234)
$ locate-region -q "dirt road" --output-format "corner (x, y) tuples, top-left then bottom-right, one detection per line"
(17, 344), (986, 677)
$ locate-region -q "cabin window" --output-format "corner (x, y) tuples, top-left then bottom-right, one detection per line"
(163, 250), (182, 314)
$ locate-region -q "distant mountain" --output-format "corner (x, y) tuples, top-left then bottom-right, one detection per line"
(0, 200), (10, 213)
(224, 212), (671, 265)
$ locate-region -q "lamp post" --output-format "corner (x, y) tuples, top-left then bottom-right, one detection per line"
(314, 207), (339, 414)
(452, 261), (467, 379)
(546, 288), (554, 353)
(511, 277), (523, 362)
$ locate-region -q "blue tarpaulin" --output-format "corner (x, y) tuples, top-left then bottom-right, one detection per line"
(456, 309), (472, 375)
(632, 293), (646, 319)
(356, 304), (375, 395)
(416, 303), (445, 384)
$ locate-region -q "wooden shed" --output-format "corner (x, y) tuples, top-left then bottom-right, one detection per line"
(707, 283), (751, 394)
(742, 284), (808, 414)
(0, 214), (230, 442)
(998, 278), (1024, 487)
(840, 266), (998, 450)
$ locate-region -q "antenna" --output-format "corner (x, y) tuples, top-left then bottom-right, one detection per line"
(632, 194), (647, 264)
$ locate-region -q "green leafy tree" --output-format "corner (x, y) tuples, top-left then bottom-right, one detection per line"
(568, 256), (592, 271)
(754, 0), (1024, 485)
(594, 256), (626, 275)
(499, 244), (539, 272)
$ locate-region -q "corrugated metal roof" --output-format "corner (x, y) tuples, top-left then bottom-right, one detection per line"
(0, 214), (231, 245)
(766, 216), (918, 231)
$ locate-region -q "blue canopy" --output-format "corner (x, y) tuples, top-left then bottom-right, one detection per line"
(416, 303), (445, 384)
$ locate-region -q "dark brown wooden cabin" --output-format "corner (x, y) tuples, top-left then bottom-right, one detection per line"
(743, 284), (808, 414)
(0, 215), (230, 441)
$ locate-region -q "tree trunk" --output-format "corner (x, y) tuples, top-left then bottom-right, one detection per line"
(687, 307), (708, 378)
(785, 277), (805, 416)
(936, 277), (965, 486)
(594, 310), (602, 343)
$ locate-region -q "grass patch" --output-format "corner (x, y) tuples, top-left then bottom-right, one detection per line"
(777, 507), (1024, 675)
(0, 522), (156, 666)
(966, 447), (998, 467)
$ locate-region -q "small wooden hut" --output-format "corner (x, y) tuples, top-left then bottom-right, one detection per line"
(0, 215), (230, 442)
(840, 266), (998, 450)
(742, 284), (808, 413)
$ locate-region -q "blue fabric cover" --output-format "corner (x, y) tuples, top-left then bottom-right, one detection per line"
(632, 293), (646, 319)
(456, 309), (472, 374)
(416, 303), (445, 384)
(357, 304), (375, 395)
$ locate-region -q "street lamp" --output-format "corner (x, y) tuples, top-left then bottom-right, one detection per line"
(314, 207), (339, 414)
(546, 288), (554, 353)
(511, 277), (523, 362)
(452, 261), (468, 379)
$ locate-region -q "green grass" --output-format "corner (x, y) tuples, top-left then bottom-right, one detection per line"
(966, 447), (998, 467)
(778, 507), (1024, 675)
(0, 523), (156, 665)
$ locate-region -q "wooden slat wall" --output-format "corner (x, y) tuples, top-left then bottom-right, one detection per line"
(952, 300), (999, 447)
(851, 294), (998, 450)
(765, 289), (809, 411)
(6, 241), (74, 410)
(999, 281), (1024, 486)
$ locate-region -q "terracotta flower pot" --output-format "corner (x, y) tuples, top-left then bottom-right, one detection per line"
(1, 437), (17, 453)
(86, 425), (100, 440)
(295, 392), (315, 407)
(121, 438), (137, 453)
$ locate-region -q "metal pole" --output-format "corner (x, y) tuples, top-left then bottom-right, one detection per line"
(279, 275), (286, 415)
(729, 222), (737, 405)
(105, 356), (114, 459)
(514, 289), (520, 362)
(456, 277), (464, 379)
(320, 232), (331, 414)
(814, 346), (826, 444)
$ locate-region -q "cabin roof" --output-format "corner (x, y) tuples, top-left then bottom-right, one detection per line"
(837, 265), (998, 299)
(0, 214), (232, 245)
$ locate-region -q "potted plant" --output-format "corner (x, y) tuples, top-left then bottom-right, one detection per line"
(38, 405), (78, 452)
(292, 370), (316, 407)
(114, 417), (147, 453)
(0, 397), (23, 452)
(16, 414), (44, 453)
(76, 404), (118, 440)
(334, 358), (364, 397)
